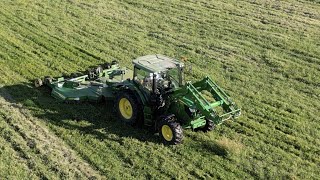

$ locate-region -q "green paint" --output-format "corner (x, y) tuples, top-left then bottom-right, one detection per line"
(41, 55), (240, 133)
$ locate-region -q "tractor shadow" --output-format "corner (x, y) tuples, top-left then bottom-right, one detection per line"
(1, 82), (232, 158)
(0, 82), (159, 144)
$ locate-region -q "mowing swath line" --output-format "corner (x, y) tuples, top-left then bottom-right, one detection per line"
(229, 118), (319, 164)
(230, 122), (304, 160)
(0, 113), (55, 179)
(168, 1), (320, 59)
(13, 0), (316, 80)
(0, 10), (101, 67)
(0, 0), (318, 178)
(254, 96), (320, 123)
(0, 41), (39, 79)
(8, 0), (264, 68)
(123, 0), (320, 39)
(0, 64), (25, 85)
(235, 78), (320, 118)
(0, 112), (66, 178)
(46, 117), (249, 178)
(238, 100), (320, 149)
(3, 10), (126, 66)
(107, 3), (318, 75)
(236, 106), (320, 148)
(0, 32), (58, 78)
(0, 26), (91, 75)
(242, 116), (320, 163)
(45, 127), (124, 178)
(0, 133), (39, 178)
(0, 89), (104, 179)
(1, 5), (127, 60)
(250, 99), (309, 124)
(0, 20), (82, 75)
(235, 0), (320, 21)
(6, 0), (320, 65)
(47, 126), (191, 178)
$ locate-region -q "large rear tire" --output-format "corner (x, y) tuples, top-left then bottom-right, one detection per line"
(158, 115), (183, 145)
(115, 91), (142, 126)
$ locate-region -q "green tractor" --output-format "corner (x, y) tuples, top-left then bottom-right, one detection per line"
(35, 55), (241, 144)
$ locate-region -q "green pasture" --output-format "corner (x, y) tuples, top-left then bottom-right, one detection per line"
(0, 0), (319, 179)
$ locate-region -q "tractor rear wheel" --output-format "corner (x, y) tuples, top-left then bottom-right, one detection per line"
(115, 91), (142, 126)
(158, 116), (183, 145)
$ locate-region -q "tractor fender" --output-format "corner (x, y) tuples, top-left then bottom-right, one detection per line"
(115, 83), (148, 106)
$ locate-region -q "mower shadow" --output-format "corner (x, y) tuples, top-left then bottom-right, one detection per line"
(0, 82), (159, 144)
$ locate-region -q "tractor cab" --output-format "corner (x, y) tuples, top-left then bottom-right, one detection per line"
(132, 54), (185, 93)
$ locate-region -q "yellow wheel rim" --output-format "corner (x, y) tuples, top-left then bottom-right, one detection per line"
(161, 125), (173, 141)
(119, 98), (133, 119)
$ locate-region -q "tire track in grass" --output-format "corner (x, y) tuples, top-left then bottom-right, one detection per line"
(0, 87), (104, 179)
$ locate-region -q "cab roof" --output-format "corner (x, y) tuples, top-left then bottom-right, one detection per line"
(132, 54), (184, 73)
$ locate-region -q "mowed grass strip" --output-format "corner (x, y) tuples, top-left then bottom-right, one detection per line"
(0, 90), (103, 179)
(0, 0), (319, 179)
(0, 120), (38, 179)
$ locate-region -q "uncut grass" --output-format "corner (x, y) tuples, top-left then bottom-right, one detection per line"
(0, 0), (319, 179)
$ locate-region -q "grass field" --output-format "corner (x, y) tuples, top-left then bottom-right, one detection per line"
(0, 0), (319, 179)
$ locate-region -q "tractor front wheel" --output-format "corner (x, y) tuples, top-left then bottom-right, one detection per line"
(115, 91), (142, 126)
(158, 116), (183, 145)
(200, 119), (215, 132)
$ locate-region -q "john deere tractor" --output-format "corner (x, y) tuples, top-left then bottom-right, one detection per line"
(35, 55), (241, 144)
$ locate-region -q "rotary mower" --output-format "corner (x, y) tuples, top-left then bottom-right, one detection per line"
(35, 55), (241, 144)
